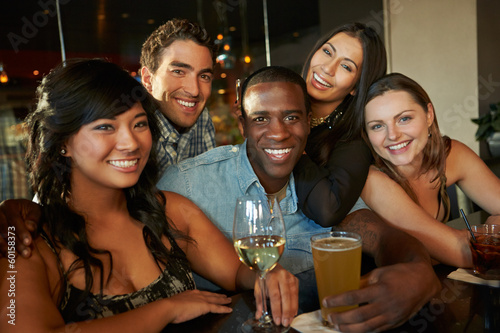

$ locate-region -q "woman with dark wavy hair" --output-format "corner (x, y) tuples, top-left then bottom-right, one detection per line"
(361, 73), (500, 267)
(293, 22), (387, 226)
(0, 59), (298, 332)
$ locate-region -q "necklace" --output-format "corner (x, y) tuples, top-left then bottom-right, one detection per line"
(266, 181), (289, 204)
(310, 109), (344, 129)
(310, 115), (329, 128)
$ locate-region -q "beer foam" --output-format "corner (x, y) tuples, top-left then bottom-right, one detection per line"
(311, 237), (361, 251)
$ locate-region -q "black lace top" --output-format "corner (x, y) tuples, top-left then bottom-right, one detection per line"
(293, 122), (373, 227)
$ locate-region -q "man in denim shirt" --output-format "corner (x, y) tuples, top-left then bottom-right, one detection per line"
(158, 66), (323, 311)
(157, 66), (440, 324)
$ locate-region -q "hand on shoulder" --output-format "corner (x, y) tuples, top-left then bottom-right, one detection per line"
(0, 199), (42, 258)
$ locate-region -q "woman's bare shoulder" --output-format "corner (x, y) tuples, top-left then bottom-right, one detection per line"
(368, 165), (392, 181)
(1, 233), (62, 298)
(162, 191), (199, 211)
(160, 191), (206, 232)
(447, 139), (482, 167)
(448, 139), (476, 156)
(33, 234), (63, 281)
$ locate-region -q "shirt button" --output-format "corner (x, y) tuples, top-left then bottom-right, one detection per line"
(231, 146), (239, 152)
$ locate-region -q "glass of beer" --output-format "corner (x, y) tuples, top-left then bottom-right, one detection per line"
(311, 231), (362, 325)
(470, 224), (500, 280)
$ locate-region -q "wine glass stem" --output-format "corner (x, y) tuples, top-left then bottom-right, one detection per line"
(258, 273), (272, 325)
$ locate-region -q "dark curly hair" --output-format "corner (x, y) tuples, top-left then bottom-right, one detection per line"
(140, 18), (216, 74)
(26, 58), (190, 307)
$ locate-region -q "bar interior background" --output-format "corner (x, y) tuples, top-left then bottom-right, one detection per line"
(1, 0), (499, 201)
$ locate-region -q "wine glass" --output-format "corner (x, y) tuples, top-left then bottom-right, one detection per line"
(233, 195), (288, 333)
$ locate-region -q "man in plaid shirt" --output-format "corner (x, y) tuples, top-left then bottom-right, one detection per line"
(140, 18), (217, 175)
(0, 107), (31, 201)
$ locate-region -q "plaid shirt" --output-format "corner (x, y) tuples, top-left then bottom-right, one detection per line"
(0, 109), (31, 201)
(155, 107), (216, 175)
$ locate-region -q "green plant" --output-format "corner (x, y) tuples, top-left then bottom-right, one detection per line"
(471, 103), (500, 141)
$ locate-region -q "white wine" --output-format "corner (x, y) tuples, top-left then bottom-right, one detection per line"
(234, 235), (286, 272)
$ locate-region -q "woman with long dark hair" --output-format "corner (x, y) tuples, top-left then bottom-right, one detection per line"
(0, 59), (297, 332)
(293, 22), (387, 226)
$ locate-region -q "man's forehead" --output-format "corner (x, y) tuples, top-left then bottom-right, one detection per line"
(245, 80), (300, 92)
(158, 40), (213, 68)
(244, 82), (305, 110)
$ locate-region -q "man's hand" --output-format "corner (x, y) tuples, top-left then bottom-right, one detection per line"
(322, 261), (440, 332)
(0, 199), (42, 258)
(327, 209), (442, 332)
(254, 264), (299, 327)
(485, 215), (500, 225)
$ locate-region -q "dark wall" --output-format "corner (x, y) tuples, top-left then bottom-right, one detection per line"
(477, 0), (500, 159)
(319, 0), (384, 37)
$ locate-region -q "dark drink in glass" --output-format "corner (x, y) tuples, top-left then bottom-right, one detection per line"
(470, 225), (500, 280)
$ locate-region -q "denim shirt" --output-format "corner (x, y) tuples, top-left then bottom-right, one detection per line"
(157, 141), (331, 275)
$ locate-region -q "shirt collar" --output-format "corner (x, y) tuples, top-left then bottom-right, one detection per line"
(237, 141), (260, 193)
(155, 109), (201, 141)
(237, 140), (298, 213)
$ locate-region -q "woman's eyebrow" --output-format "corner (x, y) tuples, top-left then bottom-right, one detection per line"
(326, 42), (359, 70)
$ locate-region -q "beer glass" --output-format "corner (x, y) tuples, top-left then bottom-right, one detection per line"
(311, 231), (362, 325)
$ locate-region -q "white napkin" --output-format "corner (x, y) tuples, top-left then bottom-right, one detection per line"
(447, 268), (500, 288)
(291, 310), (341, 333)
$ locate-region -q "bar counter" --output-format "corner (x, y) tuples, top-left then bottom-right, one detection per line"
(165, 211), (499, 332)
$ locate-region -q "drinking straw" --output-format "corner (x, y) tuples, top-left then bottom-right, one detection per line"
(460, 209), (477, 242)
